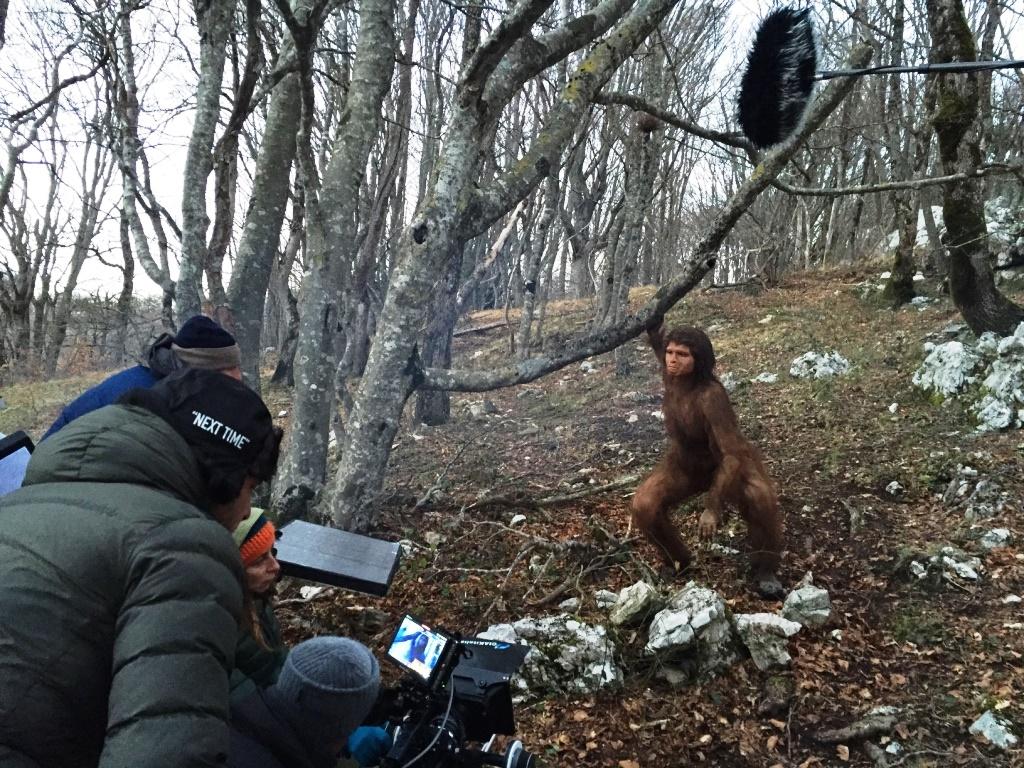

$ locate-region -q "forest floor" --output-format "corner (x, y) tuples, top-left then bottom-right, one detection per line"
(4, 264), (1022, 767)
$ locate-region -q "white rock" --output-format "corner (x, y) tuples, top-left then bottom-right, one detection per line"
(398, 539), (420, 556)
(650, 409), (664, 420)
(937, 547), (983, 580)
(885, 741), (903, 755)
(626, 413), (639, 424)
(912, 341), (981, 396)
(646, 583), (738, 678)
(424, 532), (444, 548)
(913, 272), (925, 282)
(1002, 594), (1022, 605)
(558, 598), (580, 611)
(708, 542), (740, 556)
(509, 514), (527, 526)
(734, 613), (802, 671)
(299, 585), (324, 600)
(752, 372), (778, 384)
(980, 528), (1012, 550)
(758, 315), (774, 324)
(974, 395), (1015, 432)
(830, 629), (843, 642)
(977, 332), (1001, 356)
(478, 623), (518, 644)
(720, 372), (740, 392)
(790, 351), (851, 380)
(997, 335), (1024, 356)
(580, 360), (596, 374)
(885, 481), (904, 497)
(610, 581), (662, 627)
(888, 402), (899, 413)
(594, 589), (619, 608)
(469, 400), (499, 418)
(880, 271), (892, 279)
(480, 615), (622, 696)
(969, 710), (1018, 750)
(277, 409), (288, 418)
(782, 585), (832, 628)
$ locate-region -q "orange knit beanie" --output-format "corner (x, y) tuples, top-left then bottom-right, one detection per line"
(234, 508), (276, 566)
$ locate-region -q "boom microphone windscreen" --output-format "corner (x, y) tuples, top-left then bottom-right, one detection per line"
(737, 7), (818, 149)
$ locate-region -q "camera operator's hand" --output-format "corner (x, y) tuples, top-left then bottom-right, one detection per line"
(346, 726), (393, 767)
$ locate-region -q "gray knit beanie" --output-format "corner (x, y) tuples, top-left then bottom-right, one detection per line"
(268, 636), (381, 748)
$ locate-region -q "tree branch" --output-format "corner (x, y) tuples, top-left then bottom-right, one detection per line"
(483, 0), (636, 106)
(425, 43), (874, 392)
(593, 90), (753, 150)
(460, 0), (556, 94)
(460, 0), (681, 240)
(773, 162), (1024, 196)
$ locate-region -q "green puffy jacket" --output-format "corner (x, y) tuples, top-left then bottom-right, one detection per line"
(0, 404), (245, 768)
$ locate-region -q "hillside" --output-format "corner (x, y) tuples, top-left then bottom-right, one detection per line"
(4, 266), (1022, 766)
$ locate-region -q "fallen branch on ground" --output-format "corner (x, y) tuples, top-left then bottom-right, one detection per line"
(813, 710), (898, 744)
(466, 474), (639, 511)
(453, 321), (506, 337)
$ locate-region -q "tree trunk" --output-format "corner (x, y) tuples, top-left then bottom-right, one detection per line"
(176, 0), (236, 323)
(226, 70), (301, 388)
(414, 245), (463, 425)
(516, 175), (558, 358)
(611, 118), (658, 375)
(273, 0), (396, 522)
(883, 191), (917, 306)
(926, 0), (1024, 334)
(114, 1), (176, 330)
(116, 209), (135, 365)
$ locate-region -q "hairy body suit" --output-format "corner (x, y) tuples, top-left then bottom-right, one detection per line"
(631, 324), (784, 595)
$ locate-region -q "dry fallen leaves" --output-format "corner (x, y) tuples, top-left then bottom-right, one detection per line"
(618, 760), (640, 768)
(837, 744), (850, 761)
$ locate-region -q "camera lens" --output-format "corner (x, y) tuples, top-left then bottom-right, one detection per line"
(504, 740), (536, 768)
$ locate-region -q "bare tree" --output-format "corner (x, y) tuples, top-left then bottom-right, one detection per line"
(271, 0), (397, 522)
(175, 0), (237, 322)
(927, 0), (1024, 333)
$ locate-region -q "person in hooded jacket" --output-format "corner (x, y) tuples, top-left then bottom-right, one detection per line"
(42, 314), (243, 440)
(229, 636), (384, 768)
(0, 367), (283, 768)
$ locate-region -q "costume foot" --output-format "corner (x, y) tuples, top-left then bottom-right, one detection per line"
(658, 559), (690, 581)
(752, 572), (784, 599)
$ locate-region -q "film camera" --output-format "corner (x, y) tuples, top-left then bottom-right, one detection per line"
(380, 615), (537, 768)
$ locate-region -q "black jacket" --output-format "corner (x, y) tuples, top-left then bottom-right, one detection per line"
(0, 404), (244, 768)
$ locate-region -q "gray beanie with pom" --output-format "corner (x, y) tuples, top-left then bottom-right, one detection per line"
(268, 636), (380, 748)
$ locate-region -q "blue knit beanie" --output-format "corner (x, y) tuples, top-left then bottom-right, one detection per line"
(268, 637), (381, 748)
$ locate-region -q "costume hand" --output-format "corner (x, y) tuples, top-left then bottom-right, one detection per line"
(347, 726), (393, 767)
(698, 510), (719, 539)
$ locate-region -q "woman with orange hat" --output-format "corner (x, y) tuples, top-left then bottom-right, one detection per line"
(231, 508), (287, 702)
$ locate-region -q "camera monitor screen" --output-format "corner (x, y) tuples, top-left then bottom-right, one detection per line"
(387, 615), (451, 687)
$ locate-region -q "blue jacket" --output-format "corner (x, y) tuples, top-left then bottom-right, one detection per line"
(43, 365), (159, 439)
(43, 333), (179, 441)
